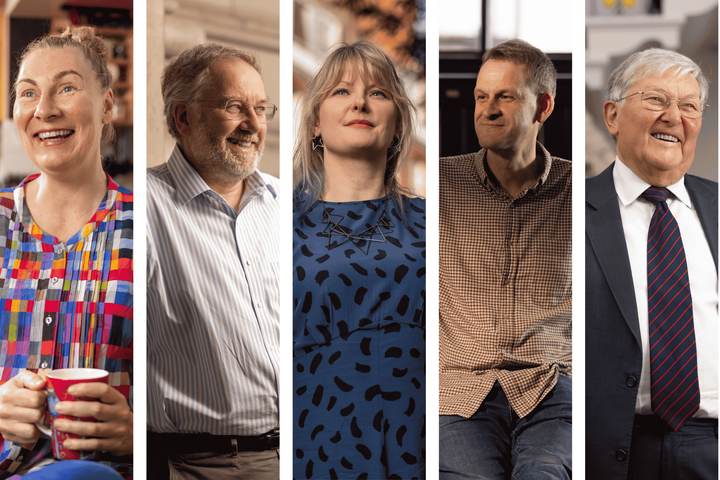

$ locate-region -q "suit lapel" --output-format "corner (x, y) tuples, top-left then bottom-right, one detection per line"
(586, 163), (642, 347)
(685, 175), (718, 270)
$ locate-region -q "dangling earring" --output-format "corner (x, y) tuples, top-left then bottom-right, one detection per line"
(312, 135), (325, 151)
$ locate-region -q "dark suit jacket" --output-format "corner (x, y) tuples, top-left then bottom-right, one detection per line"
(586, 162), (718, 480)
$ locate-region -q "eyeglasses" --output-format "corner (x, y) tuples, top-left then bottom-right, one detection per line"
(194, 99), (278, 122)
(619, 91), (708, 119)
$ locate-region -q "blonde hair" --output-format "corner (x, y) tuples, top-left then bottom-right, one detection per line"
(293, 41), (417, 216)
(14, 26), (116, 145)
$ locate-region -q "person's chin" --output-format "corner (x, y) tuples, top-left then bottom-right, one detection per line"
(476, 132), (509, 149)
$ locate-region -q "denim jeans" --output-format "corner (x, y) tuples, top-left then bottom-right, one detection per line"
(23, 461), (123, 480)
(440, 376), (572, 480)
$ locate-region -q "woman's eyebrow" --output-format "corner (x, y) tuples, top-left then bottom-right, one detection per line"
(16, 70), (84, 88)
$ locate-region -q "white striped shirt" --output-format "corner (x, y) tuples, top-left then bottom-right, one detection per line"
(147, 145), (280, 435)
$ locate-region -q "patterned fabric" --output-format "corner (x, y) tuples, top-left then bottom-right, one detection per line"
(147, 145), (280, 436)
(0, 174), (133, 477)
(643, 187), (700, 430)
(294, 196), (426, 479)
(439, 143), (572, 419)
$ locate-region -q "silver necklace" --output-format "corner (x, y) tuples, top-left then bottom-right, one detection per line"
(321, 196), (395, 254)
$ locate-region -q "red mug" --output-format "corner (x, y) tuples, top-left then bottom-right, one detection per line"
(35, 368), (109, 460)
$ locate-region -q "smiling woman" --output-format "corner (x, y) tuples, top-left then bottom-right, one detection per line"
(0, 26), (133, 479)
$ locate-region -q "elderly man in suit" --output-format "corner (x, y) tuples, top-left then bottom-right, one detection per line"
(586, 48), (718, 480)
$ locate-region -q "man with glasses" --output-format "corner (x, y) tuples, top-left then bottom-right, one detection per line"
(586, 48), (717, 480)
(440, 39), (571, 479)
(146, 43), (280, 479)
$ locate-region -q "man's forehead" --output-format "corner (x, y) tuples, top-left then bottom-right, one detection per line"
(476, 58), (527, 85)
(206, 58), (266, 99)
(628, 71), (700, 97)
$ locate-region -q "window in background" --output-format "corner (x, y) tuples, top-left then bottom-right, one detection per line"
(294, 1), (342, 56)
(489, 0), (571, 52)
(440, 0), (572, 53)
(439, 0), (483, 51)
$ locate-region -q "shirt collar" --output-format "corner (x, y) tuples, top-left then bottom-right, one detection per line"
(13, 173), (120, 246)
(613, 156), (692, 209)
(167, 144), (276, 207)
(475, 141), (554, 190)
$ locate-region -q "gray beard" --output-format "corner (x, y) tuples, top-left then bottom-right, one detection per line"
(192, 124), (263, 183)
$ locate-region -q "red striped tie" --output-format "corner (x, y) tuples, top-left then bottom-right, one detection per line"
(643, 186), (700, 431)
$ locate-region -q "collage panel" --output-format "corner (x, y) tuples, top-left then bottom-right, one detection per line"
(145, 0), (281, 478)
(0, 1), (134, 478)
(585, 1), (719, 479)
(292, 1), (427, 478)
(439, 0), (572, 478)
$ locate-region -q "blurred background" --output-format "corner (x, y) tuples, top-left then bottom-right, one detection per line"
(439, 0), (572, 160)
(0, 0), (133, 189)
(585, 0), (718, 180)
(146, 0), (279, 177)
(293, 0), (426, 196)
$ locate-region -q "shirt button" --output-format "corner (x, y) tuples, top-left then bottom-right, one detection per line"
(246, 260), (251, 266)
(45, 316), (52, 325)
(626, 376), (637, 387)
(616, 449), (627, 461)
(257, 302), (263, 309)
(51, 277), (59, 285)
(40, 362), (48, 369)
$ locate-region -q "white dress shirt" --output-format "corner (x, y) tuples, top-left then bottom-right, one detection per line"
(613, 157), (718, 418)
(147, 145), (280, 435)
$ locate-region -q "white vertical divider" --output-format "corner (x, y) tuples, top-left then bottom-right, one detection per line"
(278, 0), (294, 476)
(572, 1), (587, 476)
(133, 0), (148, 477)
(425, 0), (440, 477)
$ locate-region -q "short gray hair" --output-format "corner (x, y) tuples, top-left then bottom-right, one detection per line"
(481, 39), (557, 98)
(162, 43), (262, 141)
(605, 48), (709, 106)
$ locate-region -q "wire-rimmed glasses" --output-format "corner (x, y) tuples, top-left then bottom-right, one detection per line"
(194, 99), (278, 122)
(619, 91), (708, 119)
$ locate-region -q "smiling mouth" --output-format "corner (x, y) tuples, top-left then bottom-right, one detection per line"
(652, 133), (680, 143)
(227, 137), (252, 147)
(36, 130), (74, 141)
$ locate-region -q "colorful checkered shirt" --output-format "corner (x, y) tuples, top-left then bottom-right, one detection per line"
(0, 174), (133, 478)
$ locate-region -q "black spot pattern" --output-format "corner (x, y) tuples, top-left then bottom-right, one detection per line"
(294, 197), (426, 478)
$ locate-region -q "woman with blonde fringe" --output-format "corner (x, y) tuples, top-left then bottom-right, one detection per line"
(293, 41), (425, 479)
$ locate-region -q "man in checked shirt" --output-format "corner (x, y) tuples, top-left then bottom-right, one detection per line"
(439, 39), (572, 479)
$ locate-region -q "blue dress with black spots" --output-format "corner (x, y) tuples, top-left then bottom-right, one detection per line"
(294, 195), (426, 479)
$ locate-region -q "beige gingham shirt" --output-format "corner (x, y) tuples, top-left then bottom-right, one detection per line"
(439, 142), (572, 419)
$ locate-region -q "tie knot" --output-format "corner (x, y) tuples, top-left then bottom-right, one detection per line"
(642, 187), (669, 205)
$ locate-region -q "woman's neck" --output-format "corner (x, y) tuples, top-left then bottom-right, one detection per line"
(322, 152), (387, 202)
(24, 164), (108, 243)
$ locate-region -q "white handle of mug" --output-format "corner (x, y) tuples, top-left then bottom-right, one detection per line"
(34, 390), (52, 436)
(35, 420), (52, 437)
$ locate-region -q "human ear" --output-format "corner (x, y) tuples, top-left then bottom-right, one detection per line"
(101, 90), (114, 125)
(536, 93), (554, 123)
(603, 101), (620, 137)
(174, 102), (191, 137)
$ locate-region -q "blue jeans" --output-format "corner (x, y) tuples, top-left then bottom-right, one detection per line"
(22, 461), (123, 480)
(440, 376), (572, 480)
